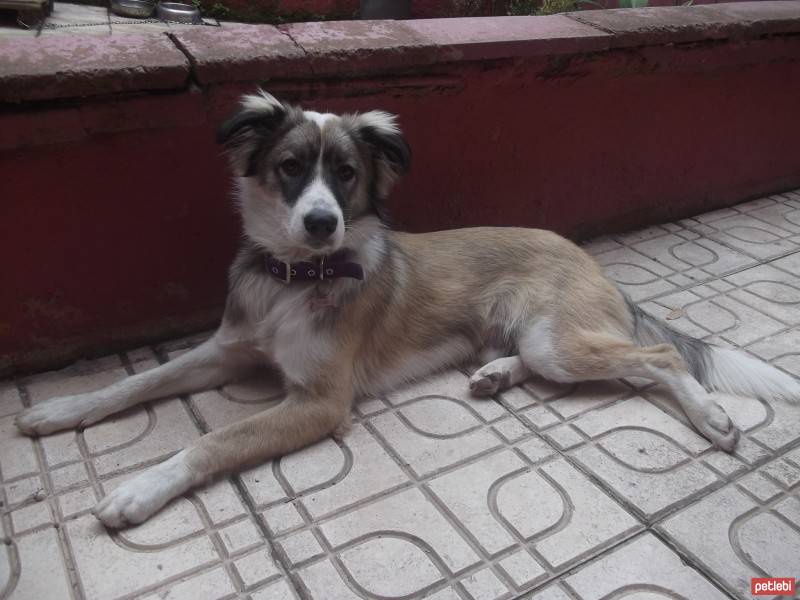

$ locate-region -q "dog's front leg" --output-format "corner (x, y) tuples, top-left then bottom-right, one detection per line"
(92, 376), (353, 528)
(16, 336), (247, 436)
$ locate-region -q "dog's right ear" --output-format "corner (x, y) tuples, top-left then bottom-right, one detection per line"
(217, 90), (287, 177)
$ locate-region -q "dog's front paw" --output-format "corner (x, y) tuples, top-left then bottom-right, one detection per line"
(15, 394), (106, 436)
(92, 451), (195, 528)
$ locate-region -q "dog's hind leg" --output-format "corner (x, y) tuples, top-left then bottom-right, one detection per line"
(16, 336), (247, 436)
(518, 321), (740, 452)
(469, 356), (532, 396)
(93, 376), (352, 528)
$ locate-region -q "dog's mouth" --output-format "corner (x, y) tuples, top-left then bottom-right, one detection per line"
(296, 238), (342, 258)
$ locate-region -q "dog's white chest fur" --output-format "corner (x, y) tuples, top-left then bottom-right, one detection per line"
(271, 304), (334, 387)
(220, 278), (335, 387)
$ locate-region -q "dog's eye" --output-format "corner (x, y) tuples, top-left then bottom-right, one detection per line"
(280, 159), (302, 177)
(337, 165), (356, 182)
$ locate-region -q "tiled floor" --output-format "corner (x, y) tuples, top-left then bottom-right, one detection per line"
(0, 2), (222, 38)
(2, 190), (800, 599)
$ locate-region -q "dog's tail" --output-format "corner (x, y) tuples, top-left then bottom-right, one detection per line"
(625, 295), (800, 403)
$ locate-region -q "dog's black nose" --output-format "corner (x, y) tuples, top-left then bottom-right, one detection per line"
(304, 210), (338, 240)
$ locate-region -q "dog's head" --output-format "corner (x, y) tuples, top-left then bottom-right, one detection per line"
(218, 90), (410, 260)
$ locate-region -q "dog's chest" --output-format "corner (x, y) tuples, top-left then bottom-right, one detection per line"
(238, 281), (337, 386)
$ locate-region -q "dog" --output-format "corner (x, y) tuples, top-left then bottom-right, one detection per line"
(16, 90), (800, 528)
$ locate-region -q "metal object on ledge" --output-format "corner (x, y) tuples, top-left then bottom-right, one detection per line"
(156, 1), (201, 23)
(110, 0), (156, 18)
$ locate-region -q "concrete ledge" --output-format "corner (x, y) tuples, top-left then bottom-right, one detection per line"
(568, 1), (800, 48)
(172, 24), (308, 85)
(277, 20), (439, 77)
(0, 34), (189, 103)
(403, 15), (611, 61)
(2, 2), (799, 100)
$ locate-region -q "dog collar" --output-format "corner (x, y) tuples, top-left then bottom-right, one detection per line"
(264, 251), (364, 284)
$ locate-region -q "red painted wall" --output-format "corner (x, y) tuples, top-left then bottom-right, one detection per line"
(3, 37), (800, 375)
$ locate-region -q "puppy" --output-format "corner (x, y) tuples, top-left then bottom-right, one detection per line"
(16, 90), (799, 528)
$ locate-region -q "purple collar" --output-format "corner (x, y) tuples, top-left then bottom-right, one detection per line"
(264, 250), (364, 284)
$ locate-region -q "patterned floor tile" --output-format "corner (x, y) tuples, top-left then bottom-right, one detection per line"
(659, 450), (800, 600)
(526, 533), (730, 600)
(2, 192), (800, 599)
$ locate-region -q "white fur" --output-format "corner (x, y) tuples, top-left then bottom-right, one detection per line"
(93, 450), (196, 527)
(643, 366), (739, 451)
(289, 174), (345, 252)
(15, 392), (112, 435)
(704, 347), (800, 404)
(270, 290), (336, 387)
(344, 214), (386, 275)
(241, 90), (282, 113)
(469, 356), (531, 395)
(357, 110), (401, 135)
(518, 319), (571, 382)
(304, 110), (337, 127)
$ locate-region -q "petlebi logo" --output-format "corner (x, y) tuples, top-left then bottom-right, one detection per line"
(751, 578), (796, 596)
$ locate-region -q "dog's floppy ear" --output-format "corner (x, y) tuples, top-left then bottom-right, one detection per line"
(217, 90), (287, 177)
(354, 111), (411, 200)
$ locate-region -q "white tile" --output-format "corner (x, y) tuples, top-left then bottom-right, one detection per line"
(219, 518), (262, 555)
(233, 548), (282, 588)
(284, 424), (406, 519)
(138, 567), (236, 600)
(67, 514), (218, 599)
(497, 549), (547, 587)
(0, 415), (39, 480)
(319, 488), (480, 573)
(14, 528), (73, 599)
(370, 405), (502, 477)
(0, 383), (23, 417)
(262, 501), (305, 536)
(556, 533), (729, 600)
(277, 529), (324, 566)
(660, 478), (800, 599)
(461, 567), (509, 600)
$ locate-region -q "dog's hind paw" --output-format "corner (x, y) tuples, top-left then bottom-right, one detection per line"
(696, 397), (741, 453)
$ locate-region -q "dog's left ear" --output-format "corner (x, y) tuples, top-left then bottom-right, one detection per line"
(353, 111), (411, 200)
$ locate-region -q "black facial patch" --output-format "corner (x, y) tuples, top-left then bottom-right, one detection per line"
(319, 148), (357, 221)
(270, 120), (322, 206)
